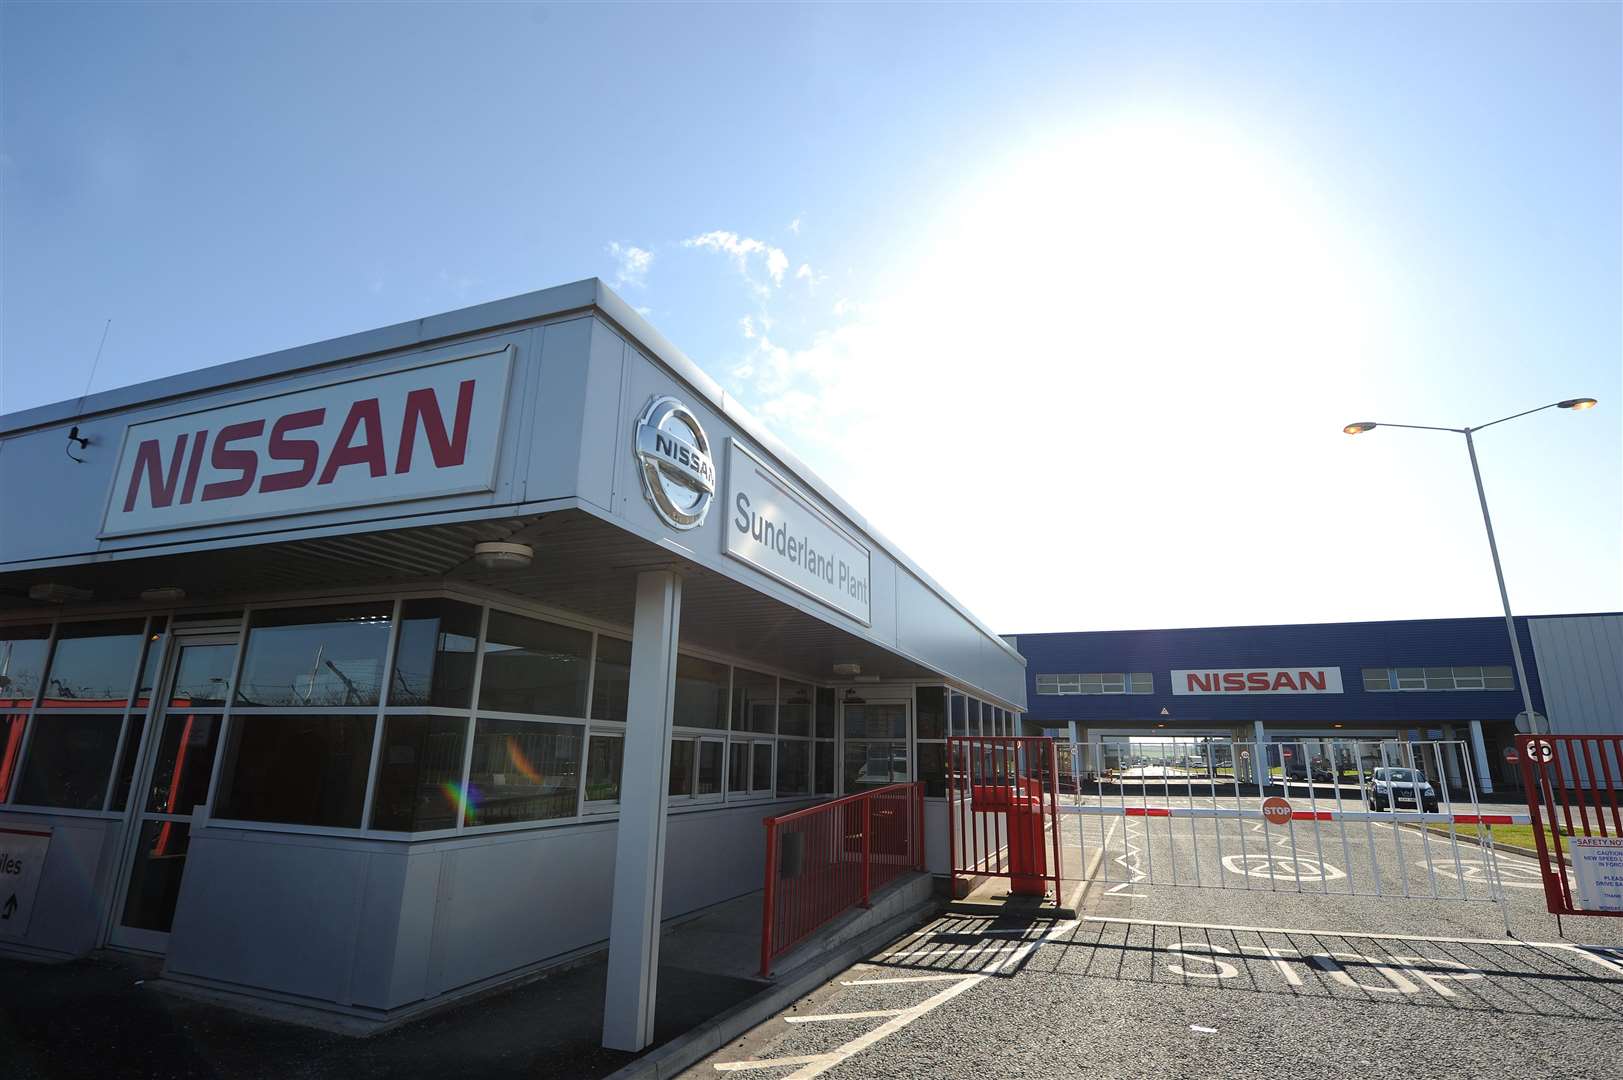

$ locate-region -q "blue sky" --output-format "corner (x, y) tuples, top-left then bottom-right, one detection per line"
(3, 2), (1618, 632)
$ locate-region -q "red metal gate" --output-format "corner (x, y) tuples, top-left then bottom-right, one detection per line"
(946, 736), (1064, 902)
(1517, 733), (1623, 917)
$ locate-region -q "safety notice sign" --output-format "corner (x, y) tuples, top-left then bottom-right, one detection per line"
(1569, 836), (1623, 913)
(0, 825), (51, 937)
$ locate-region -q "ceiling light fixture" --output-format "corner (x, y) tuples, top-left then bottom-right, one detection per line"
(140, 586), (187, 603)
(473, 542), (534, 571)
(28, 583), (92, 604)
(832, 663), (862, 676)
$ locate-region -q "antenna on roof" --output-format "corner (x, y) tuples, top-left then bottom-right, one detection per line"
(65, 319), (112, 464)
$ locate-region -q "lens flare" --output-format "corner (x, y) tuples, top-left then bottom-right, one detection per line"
(506, 735), (543, 784)
(441, 780), (478, 823)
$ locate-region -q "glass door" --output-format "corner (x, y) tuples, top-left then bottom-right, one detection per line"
(109, 634), (236, 952)
(841, 698), (911, 794)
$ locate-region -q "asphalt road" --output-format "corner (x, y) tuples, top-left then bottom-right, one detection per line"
(687, 800), (1623, 1080)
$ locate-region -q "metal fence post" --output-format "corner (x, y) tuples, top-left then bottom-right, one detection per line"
(861, 796), (873, 908)
(914, 781), (925, 871)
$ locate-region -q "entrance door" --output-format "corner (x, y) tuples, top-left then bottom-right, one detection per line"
(109, 633), (237, 952)
(841, 698), (911, 794)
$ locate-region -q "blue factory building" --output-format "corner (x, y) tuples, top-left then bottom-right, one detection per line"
(1010, 612), (1623, 796)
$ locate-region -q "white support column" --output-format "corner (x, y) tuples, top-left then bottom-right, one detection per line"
(1469, 720), (1495, 795)
(1253, 720), (1267, 787)
(602, 570), (682, 1052)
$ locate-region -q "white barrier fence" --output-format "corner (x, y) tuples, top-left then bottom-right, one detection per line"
(1060, 738), (1528, 919)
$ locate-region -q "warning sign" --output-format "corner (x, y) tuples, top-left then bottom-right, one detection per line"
(0, 825), (50, 937)
(1261, 797), (1293, 827)
(1570, 836), (1623, 913)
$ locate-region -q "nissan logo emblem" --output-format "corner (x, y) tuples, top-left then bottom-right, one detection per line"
(634, 395), (714, 530)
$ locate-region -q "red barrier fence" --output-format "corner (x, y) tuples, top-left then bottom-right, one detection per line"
(946, 736), (1064, 902)
(1517, 734), (1623, 917)
(759, 781), (924, 977)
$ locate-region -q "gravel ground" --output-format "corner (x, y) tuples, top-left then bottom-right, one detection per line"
(688, 803), (1623, 1080)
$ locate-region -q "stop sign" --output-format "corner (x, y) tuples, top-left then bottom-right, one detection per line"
(1261, 797), (1293, 826)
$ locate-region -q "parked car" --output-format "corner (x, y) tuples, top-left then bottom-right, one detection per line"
(1366, 767), (1438, 812)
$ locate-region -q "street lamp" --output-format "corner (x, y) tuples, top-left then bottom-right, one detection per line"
(1343, 398), (1598, 735)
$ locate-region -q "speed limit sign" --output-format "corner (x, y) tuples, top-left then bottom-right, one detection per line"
(1529, 740), (1554, 764)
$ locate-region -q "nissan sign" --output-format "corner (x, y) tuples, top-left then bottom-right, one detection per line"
(101, 348), (512, 536)
(1171, 667), (1344, 695)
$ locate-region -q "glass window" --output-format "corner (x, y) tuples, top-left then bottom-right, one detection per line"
(39, 620), (144, 708)
(389, 599), (481, 708)
(845, 700), (906, 739)
(844, 741), (907, 791)
(1130, 672), (1154, 694)
(1362, 668), (1391, 692)
(236, 604), (392, 707)
(215, 713), (376, 827)
(133, 619), (168, 708)
(815, 687), (836, 739)
(170, 643), (237, 707)
(917, 742), (947, 798)
(0, 626), (51, 708)
(752, 743), (773, 793)
(121, 821), (192, 933)
(13, 713), (122, 809)
(674, 655), (729, 730)
(145, 713), (222, 816)
(584, 735), (623, 807)
(776, 739), (810, 795)
(369, 715), (467, 832)
(479, 612), (591, 718)
(916, 687), (945, 739)
(1484, 666), (1514, 690)
(949, 692), (966, 735)
(0, 715), (23, 799)
(779, 681), (812, 737)
(813, 741), (835, 794)
(590, 636), (633, 723)
(108, 712), (148, 811)
(669, 739), (695, 797)
(1423, 667), (1455, 690)
(732, 668), (776, 733)
(728, 739), (750, 794)
(1395, 667), (1425, 690)
(696, 739), (723, 797)
(464, 717), (582, 825)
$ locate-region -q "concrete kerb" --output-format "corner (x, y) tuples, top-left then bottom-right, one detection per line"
(605, 876), (942, 1080)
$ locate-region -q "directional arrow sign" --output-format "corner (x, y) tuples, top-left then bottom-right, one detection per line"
(0, 826), (51, 938)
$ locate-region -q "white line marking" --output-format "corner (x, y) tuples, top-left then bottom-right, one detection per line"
(783, 1009), (905, 1024)
(838, 973), (971, 986)
(1082, 915), (1617, 951)
(878, 943), (1023, 959)
(714, 1052), (833, 1072)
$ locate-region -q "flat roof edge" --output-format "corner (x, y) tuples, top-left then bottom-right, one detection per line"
(0, 278), (1024, 670)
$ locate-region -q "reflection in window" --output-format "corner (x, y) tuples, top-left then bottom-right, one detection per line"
(916, 742), (947, 798)
(0, 626), (51, 708)
(0, 715), (26, 800)
(584, 735), (623, 807)
(170, 644), (237, 707)
(776, 739), (809, 795)
(133, 620), (168, 708)
(916, 687), (945, 740)
(669, 739), (695, 797)
(389, 600), (480, 708)
(844, 702), (907, 739)
(108, 713), (148, 812)
(695, 739), (723, 796)
(478, 612), (591, 718)
(370, 715), (467, 832)
(145, 713), (222, 816)
(215, 714), (376, 827)
(464, 718), (581, 825)
(732, 669), (775, 733)
(591, 637), (632, 723)
(844, 741), (908, 791)
(13, 713), (123, 809)
(815, 687), (836, 739)
(39, 620), (144, 708)
(813, 741), (835, 795)
(673, 655), (728, 730)
(752, 743), (772, 793)
(779, 682), (812, 737)
(235, 604), (391, 707)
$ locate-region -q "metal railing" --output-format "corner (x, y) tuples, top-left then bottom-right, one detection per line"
(759, 781), (924, 977)
(946, 736), (1065, 902)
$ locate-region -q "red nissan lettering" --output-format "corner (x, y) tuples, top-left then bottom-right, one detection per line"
(121, 433), (190, 512)
(317, 399), (387, 484)
(396, 379), (476, 473)
(1246, 672), (1271, 691)
(259, 408), (326, 493)
(201, 420), (265, 501)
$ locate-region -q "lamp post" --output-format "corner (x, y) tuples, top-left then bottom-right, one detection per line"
(1342, 398), (1597, 736)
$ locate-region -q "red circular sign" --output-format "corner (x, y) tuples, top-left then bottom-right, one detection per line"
(1261, 797), (1293, 826)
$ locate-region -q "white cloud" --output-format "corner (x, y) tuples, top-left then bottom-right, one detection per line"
(788, 217), (802, 235)
(684, 230), (791, 296)
(607, 242), (654, 288)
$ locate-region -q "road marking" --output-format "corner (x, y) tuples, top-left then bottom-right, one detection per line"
(1082, 915), (1614, 952)
(783, 1009), (905, 1024)
(839, 973), (972, 986)
(878, 943), (1023, 959)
